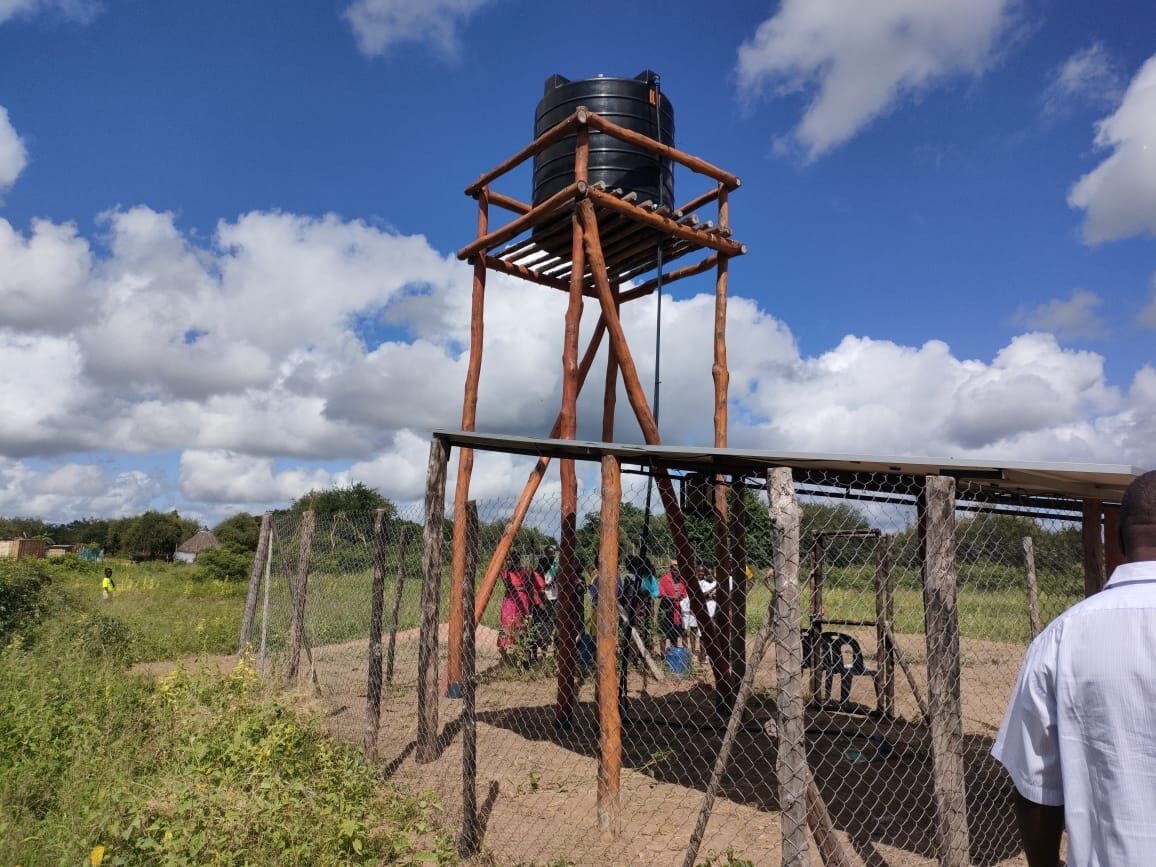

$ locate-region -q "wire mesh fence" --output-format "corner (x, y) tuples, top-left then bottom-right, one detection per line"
(242, 466), (1088, 867)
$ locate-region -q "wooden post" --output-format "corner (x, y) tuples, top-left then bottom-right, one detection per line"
(1082, 498), (1105, 597)
(596, 455), (622, 836)
(364, 508), (388, 760)
(384, 527), (408, 686)
(448, 189), (489, 697)
(1104, 504), (1124, 578)
(886, 622), (930, 720)
(1023, 536), (1041, 641)
(459, 501), (480, 857)
(808, 534), (825, 702)
(238, 511), (272, 653)
(258, 522), (274, 674)
(473, 317), (608, 623)
(728, 480), (749, 688)
(874, 535), (895, 717)
(769, 467), (812, 867)
(286, 509), (315, 682)
(557, 174), (587, 725)
(417, 436), (450, 764)
(920, 475), (971, 867)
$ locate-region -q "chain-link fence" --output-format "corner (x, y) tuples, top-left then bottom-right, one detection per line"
(240, 465), (1091, 867)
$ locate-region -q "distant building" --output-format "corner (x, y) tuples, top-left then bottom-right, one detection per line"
(0, 539), (49, 560)
(175, 528), (221, 563)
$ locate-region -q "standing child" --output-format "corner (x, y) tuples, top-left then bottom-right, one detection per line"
(102, 567), (116, 600)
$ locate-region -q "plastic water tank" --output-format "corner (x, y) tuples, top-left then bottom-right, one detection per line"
(532, 71), (675, 208)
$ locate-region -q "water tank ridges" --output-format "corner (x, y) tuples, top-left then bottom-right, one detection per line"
(531, 70), (675, 209)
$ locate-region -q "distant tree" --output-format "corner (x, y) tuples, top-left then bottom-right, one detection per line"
(52, 517), (111, 547)
(291, 482), (394, 518)
(213, 512), (261, 552)
(0, 516), (51, 540)
(576, 502), (672, 569)
(122, 511), (188, 560)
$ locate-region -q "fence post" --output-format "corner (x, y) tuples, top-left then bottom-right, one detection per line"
(364, 508), (388, 761)
(874, 534), (895, 717)
(769, 467), (812, 867)
(417, 436), (450, 764)
(921, 475), (971, 867)
(1023, 536), (1041, 641)
(596, 454), (622, 836)
(808, 534), (825, 702)
(238, 511), (272, 654)
(459, 501), (480, 857)
(384, 527), (408, 687)
(1103, 503), (1124, 577)
(1082, 498), (1104, 597)
(286, 509), (316, 682)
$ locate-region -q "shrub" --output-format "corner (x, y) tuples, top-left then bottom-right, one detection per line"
(196, 544), (254, 582)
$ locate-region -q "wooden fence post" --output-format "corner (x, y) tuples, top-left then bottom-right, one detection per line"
(921, 475), (971, 867)
(808, 534), (825, 702)
(459, 501), (480, 857)
(1023, 536), (1041, 641)
(384, 527), (408, 687)
(286, 510), (316, 682)
(238, 511), (273, 654)
(417, 436), (450, 764)
(769, 467), (812, 867)
(1103, 504), (1124, 578)
(874, 534), (895, 717)
(364, 508), (388, 761)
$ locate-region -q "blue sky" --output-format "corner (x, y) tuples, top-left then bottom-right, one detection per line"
(1, 0), (1155, 525)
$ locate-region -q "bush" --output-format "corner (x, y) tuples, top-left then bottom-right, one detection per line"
(0, 559), (53, 641)
(196, 544), (254, 582)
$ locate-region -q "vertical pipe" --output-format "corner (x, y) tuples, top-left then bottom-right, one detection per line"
(448, 189), (489, 697)
(459, 501), (480, 856)
(364, 508), (388, 760)
(557, 130), (587, 727)
(596, 455), (622, 836)
(1082, 498), (1105, 597)
(921, 475), (971, 867)
(417, 436), (450, 764)
(238, 511), (273, 653)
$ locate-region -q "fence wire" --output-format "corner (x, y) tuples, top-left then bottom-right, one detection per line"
(245, 469), (1087, 867)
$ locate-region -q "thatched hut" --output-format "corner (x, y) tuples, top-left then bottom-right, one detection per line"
(175, 528), (220, 563)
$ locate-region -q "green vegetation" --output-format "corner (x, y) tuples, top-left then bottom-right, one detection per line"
(0, 556), (459, 866)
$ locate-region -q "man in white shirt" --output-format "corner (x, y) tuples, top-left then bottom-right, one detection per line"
(992, 469), (1156, 867)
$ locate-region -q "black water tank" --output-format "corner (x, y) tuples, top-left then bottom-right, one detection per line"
(532, 71), (675, 209)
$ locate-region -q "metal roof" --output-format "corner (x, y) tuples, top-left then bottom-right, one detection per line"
(433, 429), (1142, 505)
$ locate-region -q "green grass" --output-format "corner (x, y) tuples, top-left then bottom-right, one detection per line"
(0, 556), (460, 866)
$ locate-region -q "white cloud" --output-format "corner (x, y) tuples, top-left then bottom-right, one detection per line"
(1042, 42), (1122, 120)
(0, 457), (159, 521)
(179, 450), (337, 504)
(0, 217), (93, 329)
(342, 0), (492, 59)
(0, 0), (99, 26)
(735, 0), (1017, 160)
(1069, 53), (1156, 243)
(0, 105), (28, 190)
(1016, 289), (1109, 341)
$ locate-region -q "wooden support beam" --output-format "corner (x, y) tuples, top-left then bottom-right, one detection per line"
(482, 254), (588, 295)
(585, 111), (741, 189)
(364, 508), (388, 761)
(416, 436), (450, 764)
(596, 454), (623, 836)
(286, 509), (315, 682)
(1082, 498), (1105, 597)
(448, 190), (489, 697)
(1104, 503), (1124, 577)
(809, 535), (826, 701)
(465, 111), (581, 196)
(459, 501), (480, 857)
(587, 186), (744, 258)
(238, 510), (272, 653)
(619, 254), (719, 303)
(472, 317), (608, 622)
(874, 535), (896, 717)
(384, 526), (408, 686)
(675, 184), (721, 218)
(728, 479), (749, 689)
(1023, 536), (1042, 640)
(486, 189), (530, 215)
(457, 181), (583, 261)
(920, 475), (971, 867)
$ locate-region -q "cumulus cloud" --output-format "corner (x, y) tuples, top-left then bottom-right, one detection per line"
(734, 0), (1017, 160)
(0, 0), (100, 26)
(342, 0), (492, 59)
(1042, 42), (1122, 120)
(1015, 289), (1109, 341)
(0, 106), (28, 190)
(0, 457), (160, 521)
(1069, 53), (1156, 243)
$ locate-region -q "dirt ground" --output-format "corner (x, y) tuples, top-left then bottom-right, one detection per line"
(270, 624), (1044, 867)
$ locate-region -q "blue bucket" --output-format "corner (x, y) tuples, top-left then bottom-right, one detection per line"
(665, 646), (691, 675)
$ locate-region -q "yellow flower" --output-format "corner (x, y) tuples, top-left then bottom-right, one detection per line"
(90, 845), (105, 866)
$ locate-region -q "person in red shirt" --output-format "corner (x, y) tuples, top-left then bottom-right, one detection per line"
(498, 552), (542, 667)
(657, 560), (688, 656)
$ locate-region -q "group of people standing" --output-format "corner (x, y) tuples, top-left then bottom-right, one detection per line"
(496, 547), (725, 670)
